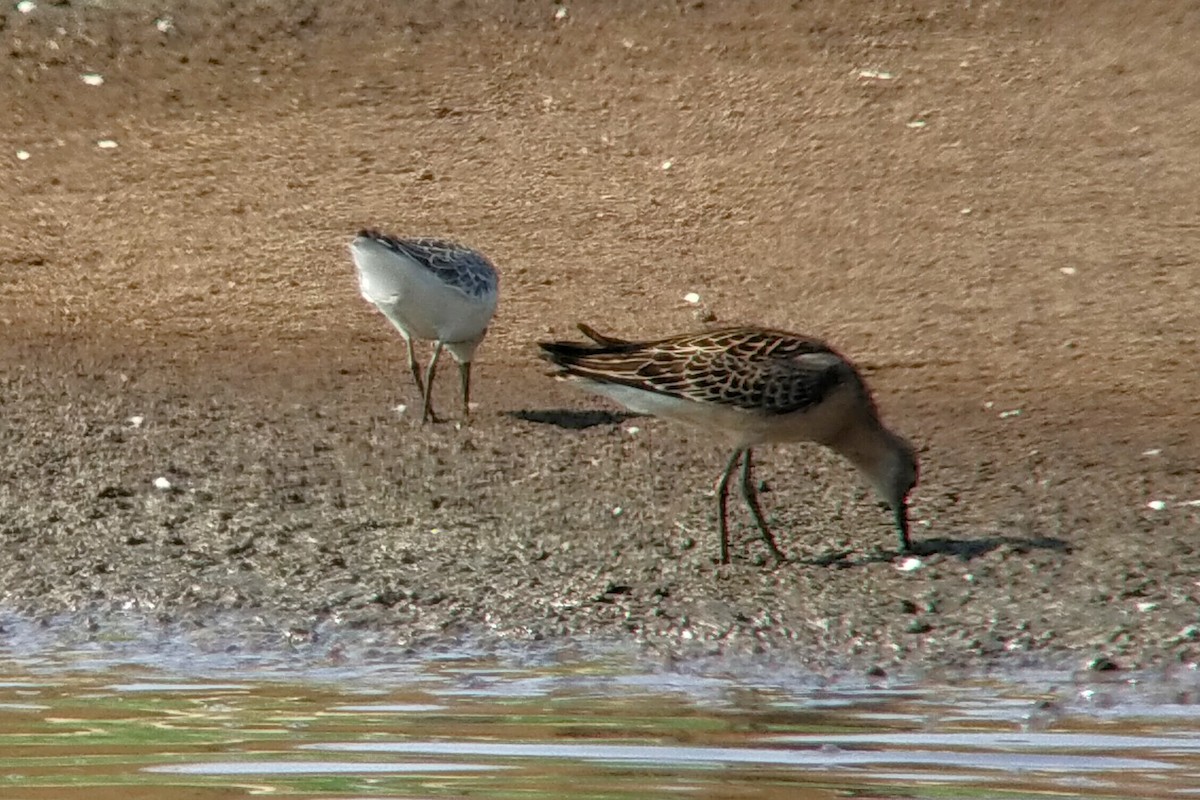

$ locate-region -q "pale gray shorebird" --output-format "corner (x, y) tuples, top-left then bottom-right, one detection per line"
(350, 229), (499, 423)
(539, 324), (919, 563)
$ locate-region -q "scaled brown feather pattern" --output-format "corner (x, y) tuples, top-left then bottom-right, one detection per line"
(541, 327), (855, 415)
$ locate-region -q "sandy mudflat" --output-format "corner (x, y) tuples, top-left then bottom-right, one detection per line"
(1, 0), (1198, 671)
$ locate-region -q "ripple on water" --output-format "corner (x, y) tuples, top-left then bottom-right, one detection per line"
(4, 614), (1200, 799)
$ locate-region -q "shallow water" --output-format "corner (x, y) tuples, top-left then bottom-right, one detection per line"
(2, 615), (1200, 798)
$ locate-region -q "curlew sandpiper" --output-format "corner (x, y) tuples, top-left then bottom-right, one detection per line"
(539, 324), (918, 563)
(350, 229), (499, 423)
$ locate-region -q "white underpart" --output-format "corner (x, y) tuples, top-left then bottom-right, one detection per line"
(350, 236), (498, 363)
(568, 377), (858, 448)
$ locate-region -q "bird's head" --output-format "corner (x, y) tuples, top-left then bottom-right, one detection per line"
(871, 431), (919, 550)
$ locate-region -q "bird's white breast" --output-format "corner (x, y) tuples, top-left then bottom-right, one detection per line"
(351, 238), (497, 344)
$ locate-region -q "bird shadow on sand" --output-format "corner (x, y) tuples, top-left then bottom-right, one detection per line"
(796, 533), (1072, 569)
(509, 408), (640, 430)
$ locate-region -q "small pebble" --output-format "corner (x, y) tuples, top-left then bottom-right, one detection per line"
(1087, 656), (1120, 672)
(1174, 624), (1200, 642)
(1025, 699), (1062, 731)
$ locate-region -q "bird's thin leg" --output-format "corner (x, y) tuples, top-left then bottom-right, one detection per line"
(458, 361), (472, 419)
(715, 449), (744, 565)
(420, 342), (444, 424)
(894, 502), (912, 553)
(739, 448), (786, 562)
(403, 335), (425, 399)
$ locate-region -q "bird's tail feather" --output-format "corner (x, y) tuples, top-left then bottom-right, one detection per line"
(537, 339), (602, 365)
(538, 322), (639, 364)
(576, 323), (631, 346)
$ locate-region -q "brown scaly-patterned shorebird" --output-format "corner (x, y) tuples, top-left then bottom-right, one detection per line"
(538, 324), (919, 563)
(349, 229), (499, 423)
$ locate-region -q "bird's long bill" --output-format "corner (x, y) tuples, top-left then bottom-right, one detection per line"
(458, 361), (471, 416)
(894, 500), (912, 552)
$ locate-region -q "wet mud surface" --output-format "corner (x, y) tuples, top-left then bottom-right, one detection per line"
(1, 0), (1198, 671)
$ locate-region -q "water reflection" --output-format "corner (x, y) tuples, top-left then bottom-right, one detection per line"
(308, 739), (1177, 771)
(152, 761), (509, 775)
(2, 617), (1200, 798)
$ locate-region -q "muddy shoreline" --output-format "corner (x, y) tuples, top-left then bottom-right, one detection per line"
(2, 1), (1199, 672)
